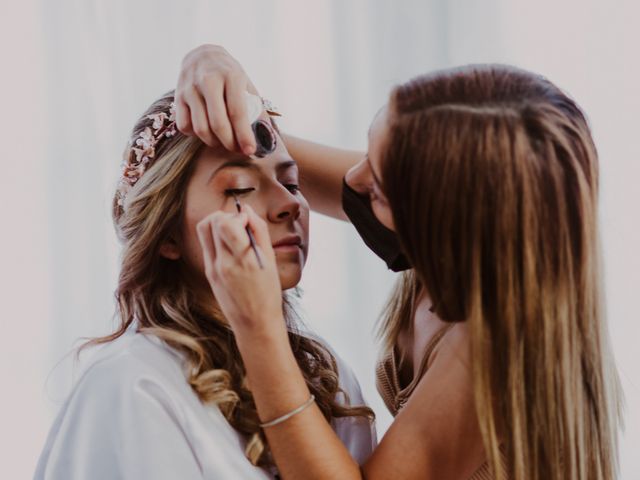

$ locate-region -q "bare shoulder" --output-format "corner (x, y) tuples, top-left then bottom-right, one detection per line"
(429, 321), (471, 369)
(363, 322), (485, 480)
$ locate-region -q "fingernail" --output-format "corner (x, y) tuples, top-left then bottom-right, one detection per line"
(242, 143), (255, 156)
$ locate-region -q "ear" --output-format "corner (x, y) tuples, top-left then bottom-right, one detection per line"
(159, 237), (181, 260)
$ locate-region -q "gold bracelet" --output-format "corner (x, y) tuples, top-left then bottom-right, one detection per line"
(259, 395), (316, 429)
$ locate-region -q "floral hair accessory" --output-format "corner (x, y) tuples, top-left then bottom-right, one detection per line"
(116, 94), (280, 210)
(117, 103), (177, 208)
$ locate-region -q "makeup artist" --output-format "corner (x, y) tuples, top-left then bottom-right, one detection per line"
(177, 45), (622, 480)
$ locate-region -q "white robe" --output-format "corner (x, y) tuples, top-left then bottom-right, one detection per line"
(34, 330), (376, 479)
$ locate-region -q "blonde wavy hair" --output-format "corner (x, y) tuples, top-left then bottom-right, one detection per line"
(85, 90), (373, 467)
(379, 66), (622, 480)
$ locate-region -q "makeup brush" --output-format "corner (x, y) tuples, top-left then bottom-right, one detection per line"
(232, 193), (264, 269)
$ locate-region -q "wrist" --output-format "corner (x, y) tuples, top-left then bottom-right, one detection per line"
(233, 313), (289, 349)
(236, 327), (311, 422)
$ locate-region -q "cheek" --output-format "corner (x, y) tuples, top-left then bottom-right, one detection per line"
(371, 199), (395, 231)
(299, 196), (310, 227)
(181, 201), (216, 273)
(298, 197), (311, 250)
(344, 159), (371, 194)
(180, 187), (230, 269)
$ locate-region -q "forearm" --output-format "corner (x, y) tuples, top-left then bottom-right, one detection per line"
(236, 329), (362, 480)
(282, 134), (363, 221)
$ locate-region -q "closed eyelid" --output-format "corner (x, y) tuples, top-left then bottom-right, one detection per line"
(208, 162), (260, 185)
(275, 159), (297, 173)
(278, 170), (300, 183)
(208, 158), (297, 184)
(223, 187), (255, 197)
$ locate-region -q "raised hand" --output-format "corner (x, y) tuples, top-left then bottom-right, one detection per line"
(176, 44), (259, 155)
(196, 204), (285, 338)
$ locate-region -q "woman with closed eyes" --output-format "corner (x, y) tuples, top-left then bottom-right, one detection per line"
(34, 91), (376, 480)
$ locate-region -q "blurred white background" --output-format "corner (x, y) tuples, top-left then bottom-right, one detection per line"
(1, 0), (638, 478)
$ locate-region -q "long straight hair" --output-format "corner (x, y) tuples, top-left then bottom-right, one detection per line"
(380, 65), (622, 480)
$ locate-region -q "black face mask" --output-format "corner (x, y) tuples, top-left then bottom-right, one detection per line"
(341, 178), (411, 272)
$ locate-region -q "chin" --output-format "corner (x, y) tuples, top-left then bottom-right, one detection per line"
(277, 262), (303, 290)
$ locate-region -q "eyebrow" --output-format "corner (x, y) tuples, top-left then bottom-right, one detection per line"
(207, 158), (297, 184)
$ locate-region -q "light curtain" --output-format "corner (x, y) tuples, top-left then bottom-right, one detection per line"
(1, 1), (638, 478)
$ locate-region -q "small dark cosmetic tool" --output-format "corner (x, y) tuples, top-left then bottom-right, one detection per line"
(232, 193), (264, 269)
(251, 119), (277, 158)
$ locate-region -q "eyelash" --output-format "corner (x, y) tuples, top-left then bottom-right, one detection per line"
(223, 185), (300, 196)
(224, 188), (255, 197)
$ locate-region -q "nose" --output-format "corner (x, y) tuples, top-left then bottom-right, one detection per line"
(267, 183), (301, 223)
(344, 158), (373, 195)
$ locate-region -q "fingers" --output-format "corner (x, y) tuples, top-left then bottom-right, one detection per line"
(225, 74), (256, 155)
(175, 44), (259, 154)
(200, 76), (235, 151)
(200, 212), (252, 261)
(175, 97), (193, 136)
(219, 214), (252, 259)
(183, 88), (217, 147)
(196, 218), (218, 280)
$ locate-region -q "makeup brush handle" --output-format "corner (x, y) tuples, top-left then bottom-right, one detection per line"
(245, 226), (265, 269)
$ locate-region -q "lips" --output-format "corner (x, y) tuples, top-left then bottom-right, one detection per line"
(272, 235), (303, 249)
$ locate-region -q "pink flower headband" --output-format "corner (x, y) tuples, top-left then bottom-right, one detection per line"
(116, 93), (279, 210)
(116, 103), (178, 208)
